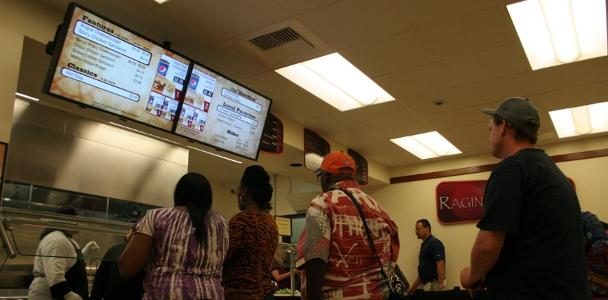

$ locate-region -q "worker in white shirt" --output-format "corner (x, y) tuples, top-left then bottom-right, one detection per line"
(28, 207), (99, 300)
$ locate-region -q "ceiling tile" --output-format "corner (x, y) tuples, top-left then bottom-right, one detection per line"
(416, 5), (518, 60)
(279, 0), (341, 14)
(443, 43), (530, 86)
(297, 0), (411, 50)
(376, 62), (453, 99)
(530, 57), (608, 96)
(304, 101), (417, 134)
(390, 0), (501, 29)
(418, 72), (537, 110)
(533, 80), (608, 111)
(340, 30), (439, 77)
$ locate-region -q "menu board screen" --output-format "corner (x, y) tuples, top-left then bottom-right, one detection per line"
(45, 4), (190, 131)
(175, 64), (271, 160)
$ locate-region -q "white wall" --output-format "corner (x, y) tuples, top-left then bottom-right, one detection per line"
(0, 27), (22, 143)
(210, 180), (240, 221)
(0, 0), (62, 143)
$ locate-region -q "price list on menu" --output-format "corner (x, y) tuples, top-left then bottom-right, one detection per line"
(47, 5), (189, 130)
(176, 64), (271, 160)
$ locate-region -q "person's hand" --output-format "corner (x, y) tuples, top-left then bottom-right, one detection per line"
(64, 291), (83, 300)
(406, 285), (416, 296)
(460, 267), (474, 288)
(460, 267), (484, 297)
(82, 241), (100, 255)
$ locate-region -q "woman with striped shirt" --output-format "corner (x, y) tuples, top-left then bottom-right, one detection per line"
(223, 165), (278, 300)
(119, 172), (229, 300)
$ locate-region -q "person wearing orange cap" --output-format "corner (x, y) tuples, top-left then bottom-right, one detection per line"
(296, 151), (400, 300)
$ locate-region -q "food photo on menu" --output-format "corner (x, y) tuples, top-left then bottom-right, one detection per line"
(146, 54), (187, 121)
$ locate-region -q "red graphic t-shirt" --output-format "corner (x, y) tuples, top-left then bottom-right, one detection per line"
(296, 180), (400, 299)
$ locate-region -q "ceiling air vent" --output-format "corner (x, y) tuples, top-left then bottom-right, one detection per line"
(249, 27), (311, 51)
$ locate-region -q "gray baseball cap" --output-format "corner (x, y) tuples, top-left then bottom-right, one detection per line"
(482, 97), (540, 135)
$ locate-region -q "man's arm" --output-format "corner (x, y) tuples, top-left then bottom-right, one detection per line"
(271, 269), (291, 282)
(303, 258), (327, 300)
(436, 260), (446, 290)
(406, 276), (421, 295)
(118, 233), (151, 279)
(460, 230), (505, 288)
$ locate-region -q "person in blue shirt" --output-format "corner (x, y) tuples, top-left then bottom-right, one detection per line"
(406, 219), (445, 295)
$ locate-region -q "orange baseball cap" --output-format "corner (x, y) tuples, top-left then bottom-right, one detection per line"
(320, 151), (356, 176)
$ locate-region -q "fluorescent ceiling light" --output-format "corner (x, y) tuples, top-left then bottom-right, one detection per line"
(275, 53), (394, 111)
(391, 131), (462, 160)
(153, 0), (171, 4)
(15, 92), (39, 102)
(187, 146), (243, 164)
(549, 101), (608, 138)
(507, 0), (607, 70)
(109, 122), (181, 146)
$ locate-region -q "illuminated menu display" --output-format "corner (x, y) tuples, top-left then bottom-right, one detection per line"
(176, 64), (271, 160)
(46, 5), (190, 131)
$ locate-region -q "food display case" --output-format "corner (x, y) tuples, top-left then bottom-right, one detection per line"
(0, 207), (132, 299)
(273, 243), (301, 298)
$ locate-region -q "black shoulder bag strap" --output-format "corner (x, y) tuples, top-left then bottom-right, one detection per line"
(339, 188), (393, 291)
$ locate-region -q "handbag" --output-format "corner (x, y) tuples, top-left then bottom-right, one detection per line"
(340, 188), (409, 299)
(387, 263), (409, 297)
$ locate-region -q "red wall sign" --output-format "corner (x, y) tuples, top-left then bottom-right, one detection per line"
(436, 180), (486, 224)
(436, 177), (576, 224)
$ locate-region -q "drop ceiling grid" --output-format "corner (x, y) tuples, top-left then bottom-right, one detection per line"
(337, 29), (439, 78)
(390, 0), (502, 30)
(323, 107), (429, 140)
(278, 0), (342, 15)
(293, 0), (412, 50)
(442, 43), (531, 87)
(532, 80), (608, 111)
(373, 62), (454, 101)
(529, 58), (608, 98)
(413, 5), (519, 61)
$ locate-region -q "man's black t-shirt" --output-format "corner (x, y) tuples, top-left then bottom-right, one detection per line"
(418, 235), (445, 283)
(477, 148), (590, 300)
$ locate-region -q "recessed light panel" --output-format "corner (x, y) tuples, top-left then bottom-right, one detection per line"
(391, 131), (462, 159)
(507, 0), (607, 70)
(549, 101), (608, 138)
(275, 53), (394, 111)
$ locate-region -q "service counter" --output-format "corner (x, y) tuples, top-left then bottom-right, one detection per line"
(410, 289), (472, 300)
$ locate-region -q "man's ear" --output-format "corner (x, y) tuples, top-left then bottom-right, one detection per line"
(498, 120), (509, 137)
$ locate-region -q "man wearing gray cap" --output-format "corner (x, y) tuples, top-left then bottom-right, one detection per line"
(459, 97), (590, 299)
